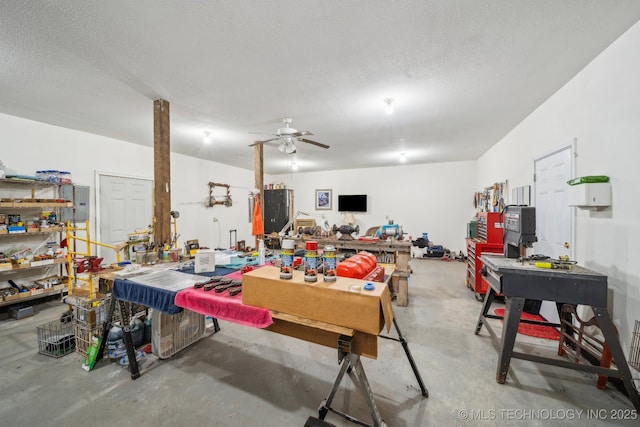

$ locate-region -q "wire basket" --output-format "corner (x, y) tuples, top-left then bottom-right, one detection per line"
(37, 320), (75, 358)
(74, 295), (110, 326)
(74, 322), (104, 357)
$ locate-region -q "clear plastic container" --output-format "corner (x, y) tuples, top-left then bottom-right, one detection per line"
(45, 170), (60, 183)
(59, 171), (72, 184)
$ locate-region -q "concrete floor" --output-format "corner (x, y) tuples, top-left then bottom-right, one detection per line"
(0, 258), (638, 427)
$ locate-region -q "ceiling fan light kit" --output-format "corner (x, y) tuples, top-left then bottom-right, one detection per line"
(250, 117), (330, 154)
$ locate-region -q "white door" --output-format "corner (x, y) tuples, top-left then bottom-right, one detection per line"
(534, 143), (574, 322)
(98, 174), (153, 265)
(534, 145), (574, 259)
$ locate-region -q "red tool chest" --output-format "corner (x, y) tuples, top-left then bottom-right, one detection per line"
(466, 212), (504, 300)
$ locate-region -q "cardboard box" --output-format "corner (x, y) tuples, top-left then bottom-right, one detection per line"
(18, 291), (32, 299)
(3, 292), (21, 301)
(194, 249), (215, 273)
(31, 259), (54, 267)
(242, 266), (393, 336)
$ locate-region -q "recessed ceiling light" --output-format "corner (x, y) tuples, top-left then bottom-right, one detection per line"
(400, 152), (407, 162)
(384, 98), (394, 115)
(203, 131), (212, 144)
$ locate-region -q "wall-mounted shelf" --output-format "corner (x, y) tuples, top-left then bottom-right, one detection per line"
(0, 200), (73, 208)
(0, 226), (64, 237)
(0, 257), (66, 273)
(0, 285), (66, 307)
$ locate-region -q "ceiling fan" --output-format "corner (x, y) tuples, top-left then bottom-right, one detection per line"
(249, 117), (330, 153)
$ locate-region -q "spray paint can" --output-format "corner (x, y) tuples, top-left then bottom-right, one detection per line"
(323, 245), (337, 282)
(304, 240), (318, 282)
(280, 239), (295, 279)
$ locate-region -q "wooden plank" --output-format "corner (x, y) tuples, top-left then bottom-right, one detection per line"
(395, 250), (410, 306)
(271, 310), (355, 336)
(396, 276), (408, 306)
(0, 202), (72, 208)
(266, 317), (379, 359)
(153, 99), (171, 248)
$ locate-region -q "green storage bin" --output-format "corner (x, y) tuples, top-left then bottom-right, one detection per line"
(567, 176), (609, 186)
(467, 221), (478, 238)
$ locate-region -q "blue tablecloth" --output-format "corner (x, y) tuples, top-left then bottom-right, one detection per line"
(112, 267), (237, 314)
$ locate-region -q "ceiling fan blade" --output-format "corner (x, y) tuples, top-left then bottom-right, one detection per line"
(292, 130), (313, 137)
(249, 137), (279, 146)
(300, 138), (330, 149)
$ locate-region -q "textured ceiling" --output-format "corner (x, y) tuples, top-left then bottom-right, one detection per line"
(1, 1), (640, 174)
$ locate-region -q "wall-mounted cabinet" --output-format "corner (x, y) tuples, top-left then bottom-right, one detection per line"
(568, 182), (611, 208)
(263, 189), (293, 235)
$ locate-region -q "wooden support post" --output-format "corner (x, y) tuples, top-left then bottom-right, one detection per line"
(395, 251), (411, 306)
(153, 99), (171, 249)
(254, 143), (264, 248)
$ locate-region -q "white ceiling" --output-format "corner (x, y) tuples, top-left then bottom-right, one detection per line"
(2, 1), (640, 175)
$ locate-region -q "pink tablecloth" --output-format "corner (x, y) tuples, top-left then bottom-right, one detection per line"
(174, 266), (273, 328)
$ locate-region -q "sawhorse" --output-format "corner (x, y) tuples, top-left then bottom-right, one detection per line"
(95, 296), (220, 379)
(310, 318), (429, 427)
(95, 296), (141, 379)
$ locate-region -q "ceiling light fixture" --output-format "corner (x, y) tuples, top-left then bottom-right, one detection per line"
(278, 135), (297, 154)
(291, 160), (299, 171)
(384, 98), (394, 115)
(400, 152), (407, 162)
(203, 131), (212, 144)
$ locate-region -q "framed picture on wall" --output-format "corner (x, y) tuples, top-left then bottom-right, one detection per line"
(315, 189), (332, 210)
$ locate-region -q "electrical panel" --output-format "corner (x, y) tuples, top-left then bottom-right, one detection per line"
(60, 185), (90, 222)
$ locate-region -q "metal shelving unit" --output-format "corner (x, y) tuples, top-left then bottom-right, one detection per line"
(0, 179), (70, 309)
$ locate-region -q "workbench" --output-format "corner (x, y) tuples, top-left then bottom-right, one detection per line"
(100, 263), (427, 427)
(475, 254), (640, 411)
(296, 238), (412, 307)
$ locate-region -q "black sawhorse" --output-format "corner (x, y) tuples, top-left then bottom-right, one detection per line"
(95, 296), (220, 379)
(311, 317), (428, 427)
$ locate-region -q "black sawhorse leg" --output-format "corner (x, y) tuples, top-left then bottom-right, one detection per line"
(380, 318), (429, 397)
(96, 296), (140, 379)
(317, 336), (387, 427)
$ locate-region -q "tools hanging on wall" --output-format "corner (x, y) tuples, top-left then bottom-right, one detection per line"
(473, 181), (506, 213)
(208, 182), (232, 207)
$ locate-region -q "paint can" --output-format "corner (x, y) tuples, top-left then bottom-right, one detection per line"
(323, 245), (336, 282)
(280, 239), (295, 279)
(304, 240), (318, 282)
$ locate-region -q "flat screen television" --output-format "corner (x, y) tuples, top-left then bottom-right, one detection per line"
(338, 194), (367, 212)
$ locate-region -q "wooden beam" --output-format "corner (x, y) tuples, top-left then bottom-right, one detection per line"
(254, 143), (264, 247)
(153, 99), (171, 248)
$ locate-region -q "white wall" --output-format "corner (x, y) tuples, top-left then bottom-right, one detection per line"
(271, 160), (477, 254)
(0, 111), (476, 256)
(477, 21), (640, 354)
(0, 113), (256, 253)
